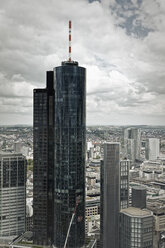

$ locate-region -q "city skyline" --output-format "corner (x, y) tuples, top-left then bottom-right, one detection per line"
(0, 0), (165, 126)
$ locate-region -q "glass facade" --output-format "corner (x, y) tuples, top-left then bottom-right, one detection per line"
(33, 71), (54, 245)
(54, 61), (86, 248)
(132, 186), (146, 209)
(120, 159), (130, 209)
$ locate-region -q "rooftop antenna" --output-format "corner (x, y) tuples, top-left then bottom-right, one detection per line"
(69, 20), (72, 62)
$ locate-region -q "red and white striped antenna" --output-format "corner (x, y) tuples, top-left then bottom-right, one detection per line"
(69, 20), (72, 62)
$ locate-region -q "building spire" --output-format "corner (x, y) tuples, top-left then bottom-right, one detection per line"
(69, 20), (72, 62)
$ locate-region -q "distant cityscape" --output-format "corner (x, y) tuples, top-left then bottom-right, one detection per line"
(1, 124), (165, 247)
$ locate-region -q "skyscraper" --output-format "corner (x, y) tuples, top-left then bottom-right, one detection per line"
(54, 61), (86, 248)
(120, 159), (130, 209)
(123, 127), (141, 162)
(100, 143), (120, 248)
(33, 71), (55, 245)
(0, 152), (26, 237)
(145, 138), (160, 161)
(33, 21), (86, 247)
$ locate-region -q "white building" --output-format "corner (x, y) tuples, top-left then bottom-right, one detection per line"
(146, 138), (160, 161)
(0, 152), (26, 237)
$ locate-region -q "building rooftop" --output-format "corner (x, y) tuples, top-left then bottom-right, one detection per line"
(0, 151), (24, 157)
(62, 61), (78, 66)
(132, 185), (146, 191)
(120, 207), (152, 217)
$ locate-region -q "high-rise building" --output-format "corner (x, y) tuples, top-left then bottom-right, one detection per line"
(100, 143), (120, 248)
(120, 207), (153, 248)
(127, 139), (135, 162)
(0, 152), (26, 237)
(123, 128), (141, 162)
(54, 61), (86, 248)
(33, 71), (55, 245)
(120, 159), (130, 209)
(145, 138), (160, 161)
(132, 185), (146, 209)
(33, 21), (86, 247)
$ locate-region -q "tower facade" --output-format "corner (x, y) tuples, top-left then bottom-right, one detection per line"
(124, 128), (141, 162)
(0, 152), (26, 236)
(145, 138), (160, 161)
(120, 159), (130, 209)
(101, 143), (120, 248)
(54, 61), (86, 248)
(33, 71), (54, 245)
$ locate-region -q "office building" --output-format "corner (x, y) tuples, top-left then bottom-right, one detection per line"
(33, 71), (54, 245)
(120, 207), (153, 248)
(33, 21), (86, 247)
(132, 185), (146, 209)
(100, 143), (120, 248)
(124, 128), (141, 161)
(54, 61), (86, 248)
(120, 159), (130, 209)
(0, 152), (26, 237)
(127, 139), (135, 162)
(146, 138), (160, 161)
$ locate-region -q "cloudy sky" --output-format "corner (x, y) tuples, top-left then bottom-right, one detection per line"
(0, 0), (165, 125)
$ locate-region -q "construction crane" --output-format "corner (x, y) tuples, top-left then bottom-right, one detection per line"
(63, 195), (80, 248)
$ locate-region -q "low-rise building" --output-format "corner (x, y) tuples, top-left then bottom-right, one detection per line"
(120, 207), (154, 248)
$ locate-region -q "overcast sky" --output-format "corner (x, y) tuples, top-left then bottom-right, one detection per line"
(0, 0), (165, 125)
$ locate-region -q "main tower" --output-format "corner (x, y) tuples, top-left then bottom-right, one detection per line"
(53, 21), (86, 247)
(33, 21), (86, 247)
(54, 58), (86, 247)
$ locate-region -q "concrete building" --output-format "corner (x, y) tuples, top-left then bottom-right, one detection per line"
(146, 138), (160, 161)
(100, 143), (120, 248)
(120, 159), (130, 209)
(147, 200), (165, 248)
(120, 207), (154, 248)
(0, 152), (26, 237)
(85, 197), (100, 234)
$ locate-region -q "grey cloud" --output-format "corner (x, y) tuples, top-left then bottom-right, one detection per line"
(0, 0), (165, 125)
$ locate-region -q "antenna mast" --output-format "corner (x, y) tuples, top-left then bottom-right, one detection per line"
(69, 20), (72, 62)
